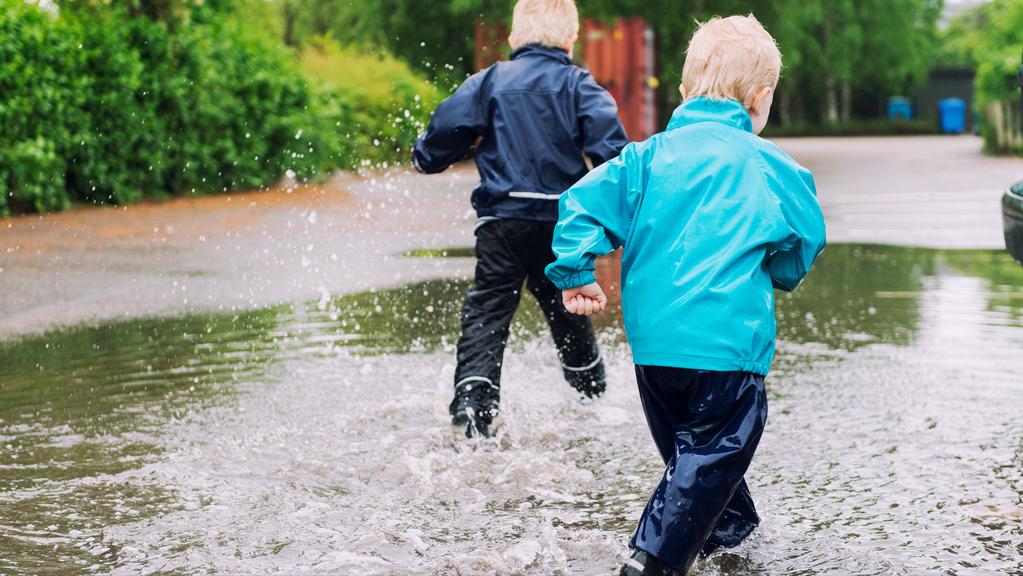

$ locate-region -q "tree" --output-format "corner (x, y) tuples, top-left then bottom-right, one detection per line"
(251, 0), (942, 127)
(940, 0), (1023, 152)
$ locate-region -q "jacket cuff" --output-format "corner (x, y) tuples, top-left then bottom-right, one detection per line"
(551, 270), (596, 290)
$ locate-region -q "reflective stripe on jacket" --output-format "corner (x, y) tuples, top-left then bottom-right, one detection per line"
(413, 44), (628, 222)
(546, 97), (827, 375)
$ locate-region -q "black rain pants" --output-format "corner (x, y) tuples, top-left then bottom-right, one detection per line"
(450, 219), (606, 424)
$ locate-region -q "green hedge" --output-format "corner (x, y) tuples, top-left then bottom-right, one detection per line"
(0, 0), (77, 213)
(0, 2), (439, 216)
(299, 37), (442, 170)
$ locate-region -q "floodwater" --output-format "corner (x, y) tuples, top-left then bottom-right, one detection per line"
(1, 244), (1022, 575)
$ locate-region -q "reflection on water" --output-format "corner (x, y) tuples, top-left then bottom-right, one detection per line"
(0, 313), (282, 572)
(776, 244), (932, 349)
(1, 245), (1021, 575)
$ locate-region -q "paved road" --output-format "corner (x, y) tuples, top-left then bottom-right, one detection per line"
(781, 135), (1021, 249)
(1, 135), (1019, 338)
(0, 171), (476, 338)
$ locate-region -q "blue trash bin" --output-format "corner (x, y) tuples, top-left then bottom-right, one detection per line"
(887, 97), (913, 121)
(939, 98), (966, 134)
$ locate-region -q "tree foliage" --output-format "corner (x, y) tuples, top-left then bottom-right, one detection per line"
(298, 36), (443, 170)
(272, 0), (942, 126)
(0, 0), (316, 214)
(0, 0), (439, 215)
(941, 0), (1023, 109)
(569, 0), (942, 125)
(938, 0), (1023, 152)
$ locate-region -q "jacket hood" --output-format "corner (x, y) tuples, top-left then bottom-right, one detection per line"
(510, 44), (572, 65)
(667, 97), (753, 133)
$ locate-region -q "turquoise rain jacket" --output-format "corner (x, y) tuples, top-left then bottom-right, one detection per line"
(545, 97), (826, 375)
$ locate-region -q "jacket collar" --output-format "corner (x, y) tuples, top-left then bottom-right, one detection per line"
(510, 43), (572, 65)
(666, 97), (753, 133)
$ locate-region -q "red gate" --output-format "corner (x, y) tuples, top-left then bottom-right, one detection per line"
(473, 18), (658, 141)
(580, 18), (658, 141)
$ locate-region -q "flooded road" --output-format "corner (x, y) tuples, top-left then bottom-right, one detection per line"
(2, 135), (1020, 340)
(2, 136), (1023, 574)
(2, 245), (1021, 575)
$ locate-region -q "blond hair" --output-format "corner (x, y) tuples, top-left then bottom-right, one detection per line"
(681, 15), (782, 102)
(508, 0), (580, 51)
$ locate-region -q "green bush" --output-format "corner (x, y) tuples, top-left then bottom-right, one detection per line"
(145, 13), (320, 194)
(969, 1), (1023, 112)
(0, 2), (444, 216)
(64, 11), (162, 206)
(299, 37), (443, 171)
(0, 1), (78, 214)
(0, 2), (306, 215)
(941, 0), (1023, 154)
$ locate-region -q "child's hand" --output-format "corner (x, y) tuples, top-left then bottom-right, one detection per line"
(562, 283), (607, 316)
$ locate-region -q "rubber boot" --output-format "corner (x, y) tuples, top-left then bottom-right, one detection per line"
(619, 550), (683, 576)
(449, 379), (499, 437)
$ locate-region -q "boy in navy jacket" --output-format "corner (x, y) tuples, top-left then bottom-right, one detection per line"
(413, 0), (627, 437)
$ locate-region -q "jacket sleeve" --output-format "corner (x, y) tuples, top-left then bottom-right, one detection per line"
(765, 163), (827, 292)
(412, 71), (488, 174)
(545, 142), (646, 290)
(576, 71), (629, 167)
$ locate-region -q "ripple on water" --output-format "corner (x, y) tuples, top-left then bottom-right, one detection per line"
(0, 245), (1021, 575)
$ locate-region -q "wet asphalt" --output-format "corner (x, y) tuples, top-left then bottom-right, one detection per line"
(1, 135), (1019, 338)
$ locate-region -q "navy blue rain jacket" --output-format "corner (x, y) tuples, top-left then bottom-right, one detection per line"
(413, 44), (628, 222)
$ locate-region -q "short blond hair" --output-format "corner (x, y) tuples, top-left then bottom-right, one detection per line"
(681, 15), (782, 102)
(508, 0), (579, 51)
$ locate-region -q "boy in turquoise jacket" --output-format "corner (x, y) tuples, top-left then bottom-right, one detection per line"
(545, 15), (826, 576)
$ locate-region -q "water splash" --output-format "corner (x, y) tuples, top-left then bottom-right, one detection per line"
(1, 245), (1021, 575)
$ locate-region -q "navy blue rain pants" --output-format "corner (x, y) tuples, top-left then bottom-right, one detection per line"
(631, 366), (768, 574)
